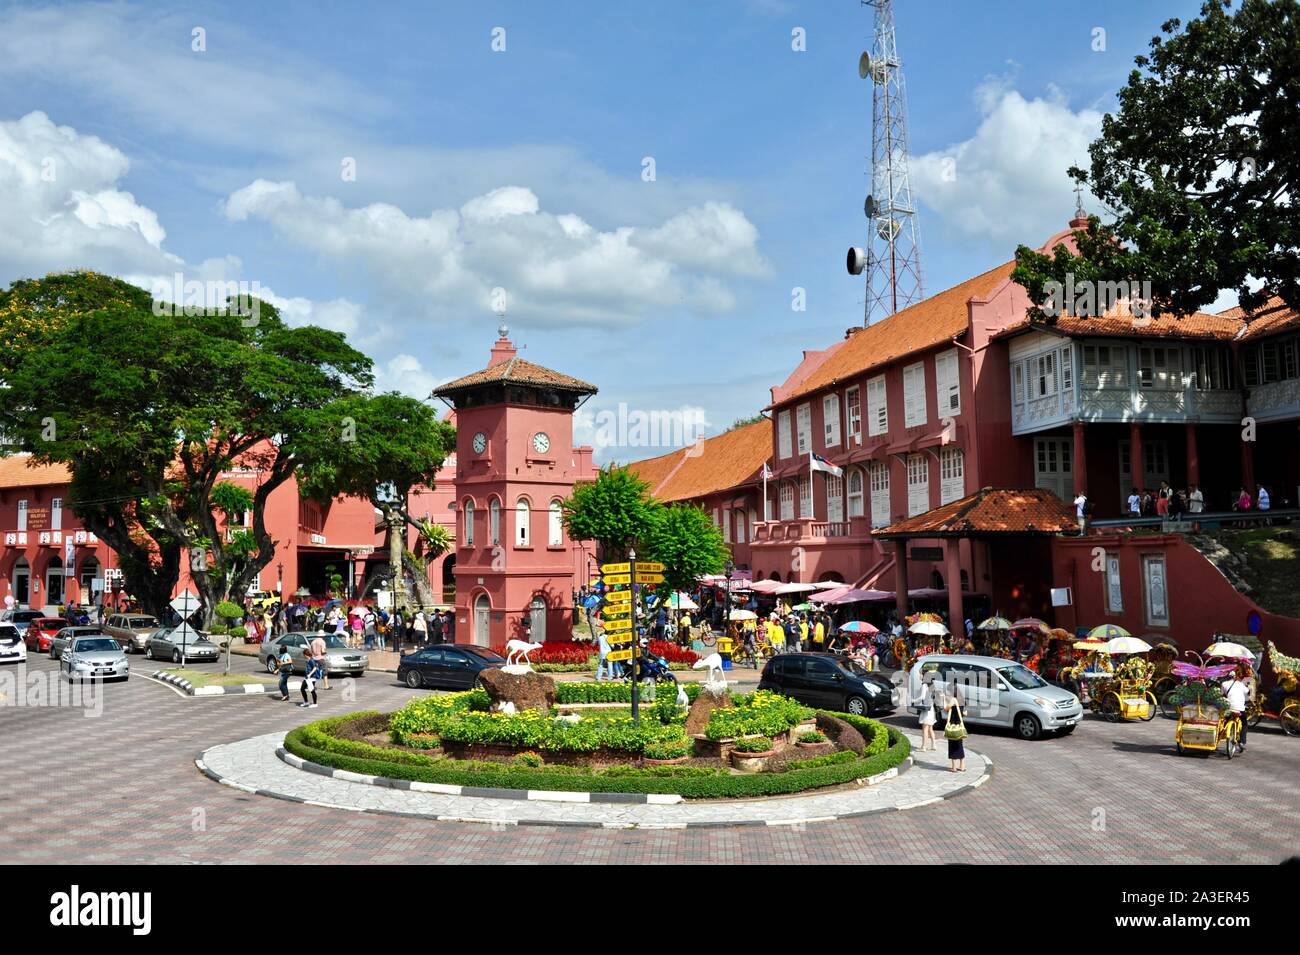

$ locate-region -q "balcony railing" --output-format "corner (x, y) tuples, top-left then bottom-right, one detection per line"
(810, 521), (853, 538)
(752, 517), (873, 543)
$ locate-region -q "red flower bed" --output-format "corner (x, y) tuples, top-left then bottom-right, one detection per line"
(648, 640), (698, 664)
(489, 641), (593, 664)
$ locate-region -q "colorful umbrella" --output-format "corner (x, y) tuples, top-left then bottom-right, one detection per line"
(667, 592), (699, 610)
(1087, 623), (1131, 642)
(977, 616), (1012, 631)
(908, 620), (949, 637)
(1011, 617), (1050, 634)
(1103, 636), (1152, 655)
(838, 620), (880, 635)
(1204, 641), (1253, 660)
(728, 609), (757, 621)
(1072, 640), (1107, 651)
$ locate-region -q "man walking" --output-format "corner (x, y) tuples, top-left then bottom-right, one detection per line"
(308, 631), (328, 691)
(362, 606), (378, 651)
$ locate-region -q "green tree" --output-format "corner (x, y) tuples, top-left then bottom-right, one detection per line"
(561, 466), (661, 562)
(643, 503), (729, 594)
(0, 271), (373, 624)
(1013, 0), (1300, 320)
(295, 392), (456, 610)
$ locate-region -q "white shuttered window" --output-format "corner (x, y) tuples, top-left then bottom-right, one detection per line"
(939, 447), (965, 505)
(903, 363), (927, 428)
(866, 376), (887, 436)
(822, 394), (841, 447)
(796, 403), (812, 454)
(906, 454), (929, 517)
(869, 462), (890, 528)
(777, 410), (792, 458)
(934, 350), (961, 416)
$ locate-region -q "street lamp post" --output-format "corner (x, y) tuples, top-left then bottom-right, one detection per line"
(723, 559), (734, 641)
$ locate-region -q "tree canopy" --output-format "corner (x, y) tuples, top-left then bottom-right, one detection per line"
(1012, 0), (1300, 321)
(643, 503), (729, 593)
(561, 466), (662, 562)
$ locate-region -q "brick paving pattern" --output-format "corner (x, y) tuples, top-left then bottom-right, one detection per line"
(1, 652), (1296, 863)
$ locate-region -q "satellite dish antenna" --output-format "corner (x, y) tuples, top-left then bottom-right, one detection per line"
(858, 52), (871, 79)
(846, 247), (867, 276)
(864, 195), (879, 218)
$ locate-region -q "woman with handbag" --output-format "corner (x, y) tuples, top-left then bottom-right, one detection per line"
(943, 686), (968, 772)
(915, 674), (938, 751)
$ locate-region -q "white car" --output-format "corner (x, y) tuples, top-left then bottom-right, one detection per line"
(0, 623), (25, 664)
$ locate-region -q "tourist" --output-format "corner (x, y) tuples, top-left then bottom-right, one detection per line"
(1257, 484), (1271, 524)
(362, 606), (378, 650)
(784, 614), (800, 652)
(1188, 484), (1204, 515)
(1073, 489), (1089, 535)
(308, 632), (328, 690)
(444, 611), (456, 642)
(349, 611), (364, 648)
(679, 610), (693, 645)
(596, 628), (616, 682)
(1234, 486), (1252, 511)
(1156, 480), (1171, 517)
(799, 614), (810, 650)
(943, 685), (967, 772)
(1127, 486), (1141, 517)
(1140, 490), (1157, 517)
(914, 672), (938, 751)
(812, 615), (826, 650)
(1168, 489), (1185, 520)
(298, 655), (320, 709)
(275, 641), (294, 701)
(1221, 663), (1250, 754)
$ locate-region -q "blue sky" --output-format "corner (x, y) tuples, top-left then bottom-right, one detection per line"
(0, 0), (1210, 462)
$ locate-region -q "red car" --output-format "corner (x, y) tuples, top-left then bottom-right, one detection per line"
(24, 617), (67, 652)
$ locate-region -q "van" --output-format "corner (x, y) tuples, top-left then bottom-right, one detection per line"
(907, 653), (1082, 740)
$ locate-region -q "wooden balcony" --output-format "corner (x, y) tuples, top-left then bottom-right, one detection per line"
(751, 516), (874, 545)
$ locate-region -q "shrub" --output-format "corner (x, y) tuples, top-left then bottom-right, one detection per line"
(643, 739), (690, 760)
(704, 691), (812, 740)
(731, 736), (774, 753)
(798, 731), (828, 744)
(515, 751), (544, 767)
(555, 682), (702, 705)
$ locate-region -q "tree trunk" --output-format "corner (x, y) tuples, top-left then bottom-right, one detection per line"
(383, 509), (407, 612)
(407, 561), (438, 607)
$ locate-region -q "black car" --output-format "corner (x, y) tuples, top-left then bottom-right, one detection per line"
(398, 644), (507, 690)
(757, 652), (896, 716)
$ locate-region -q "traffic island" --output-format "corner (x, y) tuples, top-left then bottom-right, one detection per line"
(149, 668), (291, 697)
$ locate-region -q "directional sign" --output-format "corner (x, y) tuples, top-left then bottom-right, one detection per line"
(603, 590), (632, 604)
(635, 573), (665, 585)
(601, 562), (631, 574)
(603, 617), (633, 633)
(606, 648), (634, 662)
(602, 603), (632, 617)
(603, 574), (632, 586)
(170, 589), (201, 618)
(635, 562), (665, 573)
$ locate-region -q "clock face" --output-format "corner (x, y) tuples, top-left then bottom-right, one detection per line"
(472, 431), (487, 454)
(532, 431), (551, 454)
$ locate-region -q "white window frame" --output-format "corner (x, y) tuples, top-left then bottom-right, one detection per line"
(1059, 345), (1073, 393)
(1034, 352), (1056, 397)
(17, 499), (28, 532)
(1013, 361), (1024, 404)
(869, 461), (890, 528)
(847, 467), (865, 518)
(734, 509), (746, 544)
(1105, 552), (1123, 614)
(1034, 437), (1074, 502)
(798, 474), (811, 518)
(845, 386), (861, 441)
(822, 394), (841, 447)
(939, 447), (964, 505)
(1142, 554), (1169, 627)
(777, 409), (792, 459)
(934, 349), (961, 417)
(548, 500), (563, 546)
(867, 376), (888, 436)
(779, 481), (795, 520)
(795, 403), (812, 455)
(51, 497), (63, 531)
(825, 473), (844, 523)
(515, 498), (531, 547)
(463, 499), (475, 548)
(489, 498), (501, 546)
(906, 453), (929, 517)
(903, 362), (927, 428)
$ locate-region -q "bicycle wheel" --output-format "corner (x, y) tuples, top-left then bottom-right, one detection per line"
(1158, 689), (1180, 720)
(701, 631), (716, 648)
(1141, 691), (1158, 721)
(1101, 693), (1122, 723)
(1280, 702), (1300, 737)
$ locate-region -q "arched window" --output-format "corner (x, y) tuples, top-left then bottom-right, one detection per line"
(463, 499), (475, 547)
(489, 498), (501, 546)
(847, 467), (865, 517)
(515, 497), (531, 547)
(548, 500), (563, 546)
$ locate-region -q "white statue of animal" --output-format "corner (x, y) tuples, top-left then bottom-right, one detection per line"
(497, 701), (517, 715)
(676, 684), (689, 707)
(693, 652), (724, 684)
(505, 639), (544, 665)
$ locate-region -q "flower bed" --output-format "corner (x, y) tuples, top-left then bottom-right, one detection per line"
(283, 708), (911, 799)
(490, 641), (592, 664)
(702, 691), (813, 741)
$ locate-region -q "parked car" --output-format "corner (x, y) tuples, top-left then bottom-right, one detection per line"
(26, 617), (69, 653)
(60, 634), (129, 682)
(48, 626), (106, 658)
(144, 627), (220, 663)
(257, 631), (368, 677)
(397, 644), (507, 690)
(758, 652), (897, 716)
(1, 608), (45, 635)
(0, 623), (26, 664)
(103, 614), (161, 654)
(906, 653), (1083, 741)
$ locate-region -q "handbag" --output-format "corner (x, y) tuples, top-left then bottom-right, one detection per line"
(944, 704), (968, 741)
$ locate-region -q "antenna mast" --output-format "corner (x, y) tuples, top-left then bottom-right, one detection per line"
(847, 0), (924, 326)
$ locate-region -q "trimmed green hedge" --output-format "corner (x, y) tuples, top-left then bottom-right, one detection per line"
(703, 691), (813, 740)
(555, 682), (702, 704)
(283, 709), (911, 799)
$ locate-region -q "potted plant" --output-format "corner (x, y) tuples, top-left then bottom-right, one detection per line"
(729, 736), (776, 772)
(796, 730), (831, 750)
(643, 739), (691, 765)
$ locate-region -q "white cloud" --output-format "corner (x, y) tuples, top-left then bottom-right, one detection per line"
(222, 180), (768, 327)
(912, 81), (1104, 251)
(378, 353), (441, 400)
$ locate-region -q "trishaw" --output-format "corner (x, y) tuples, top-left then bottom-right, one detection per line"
(1246, 641), (1300, 736)
(1172, 682), (1240, 758)
(1091, 656), (1159, 722)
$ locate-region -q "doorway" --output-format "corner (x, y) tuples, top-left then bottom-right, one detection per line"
(45, 557), (64, 606)
(13, 558), (30, 606)
(529, 595), (547, 643)
(473, 594), (490, 646)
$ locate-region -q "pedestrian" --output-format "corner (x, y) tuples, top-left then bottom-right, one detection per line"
(784, 615), (800, 652)
(1257, 484), (1271, 524)
(443, 610), (455, 643)
(1126, 486), (1141, 517)
(596, 628), (616, 682)
(813, 615), (826, 650)
(350, 611), (364, 648)
(298, 655), (320, 708)
(424, 609), (438, 645)
(943, 685), (967, 772)
(1156, 480), (1171, 517)
(363, 606), (378, 650)
(1188, 484), (1204, 515)
(275, 641), (294, 701)
(914, 672), (938, 752)
(390, 607), (403, 655)
(1235, 486), (1252, 511)
(308, 631), (328, 691)
(1073, 488), (1089, 535)
(1221, 663), (1250, 754)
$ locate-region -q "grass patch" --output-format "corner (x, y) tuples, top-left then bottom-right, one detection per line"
(1209, 528), (1300, 618)
(159, 668), (276, 687)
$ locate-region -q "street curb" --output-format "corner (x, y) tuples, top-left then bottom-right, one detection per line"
(150, 669), (289, 697)
(197, 742), (984, 829)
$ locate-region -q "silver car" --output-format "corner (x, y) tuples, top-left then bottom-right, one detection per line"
(49, 626), (107, 658)
(0, 623), (26, 664)
(61, 635), (130, 682)
(103, 614), (161, 654)
(144, 627), (220, 663)
(907, 653), (1083, 740)
(258, 631), (367, 677)
(1, 609), (44, 635)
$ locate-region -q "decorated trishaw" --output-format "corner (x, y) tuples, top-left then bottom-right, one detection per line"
(1246, 641), (1300, 736)
(897, 613), (947, 671)
(1168, 656), (1241, 757)
(1063, 626), (1157, 720)
(1039, 628), (1079, 684)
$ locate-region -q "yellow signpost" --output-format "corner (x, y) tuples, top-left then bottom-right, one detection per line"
(600, 562), (631, 574)
(636, 562), (665, 573)
(603, 590), (632, 603)
(602, 603), (632, 617)
(635, 573), (665, 585)
(603, 617), (633, 632)
(606, 648), (634, 662)
(603, 574), (632, 586)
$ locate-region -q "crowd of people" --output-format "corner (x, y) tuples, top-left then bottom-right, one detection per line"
(237, 596), (456, 652)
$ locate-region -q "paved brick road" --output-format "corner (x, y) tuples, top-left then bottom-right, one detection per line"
(1, 653), (1296, 864)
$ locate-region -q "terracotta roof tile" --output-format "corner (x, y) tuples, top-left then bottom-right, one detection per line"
(995, 304), (1241, 342)
(624, 418), (771, 503)
(774, 261), (1014, 408)
(1223, 296), (1300, 340)
(0, 454), (72, 489)
(433, 356), (597, 396)
(876, 486), (1077, 537)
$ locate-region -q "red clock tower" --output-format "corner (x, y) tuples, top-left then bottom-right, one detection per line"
(433, 326), (598, 646)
